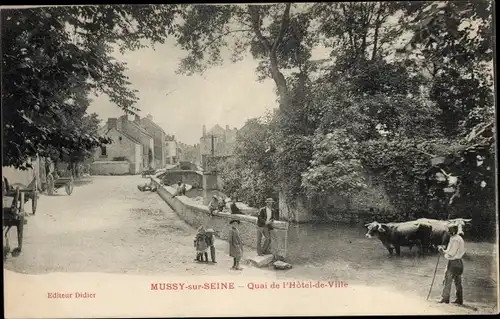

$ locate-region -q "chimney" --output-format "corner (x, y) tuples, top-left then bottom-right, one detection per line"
(226, 125), (229, 131)
(107, 118), (117, 130)
(202, 125), (206, 136)
(147, 114), (153, 121)
(134, 114), (140, 124)
(117, 116), (125, 131)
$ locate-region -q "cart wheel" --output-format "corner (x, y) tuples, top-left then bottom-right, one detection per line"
(32, 192), (38, 215)
(11, 188), (24, 257)
(65, 180), (74, 195)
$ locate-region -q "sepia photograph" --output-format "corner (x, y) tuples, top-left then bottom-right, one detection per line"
(2, 2), (498, 317)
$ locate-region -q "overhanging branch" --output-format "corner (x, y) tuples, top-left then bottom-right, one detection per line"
(200, 29), (253, 52)
(248, 6), (272, 52)
(271, 3), (291, 52)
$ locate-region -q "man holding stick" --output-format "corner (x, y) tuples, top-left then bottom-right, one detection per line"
(436, 223), (466, 305)
(256, 198), (279, 256)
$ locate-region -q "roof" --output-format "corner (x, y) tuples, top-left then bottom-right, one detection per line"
(105, 127), (141, 145)
(141, 117), (166, 135)
(207, 124), (225, 136)
(129, 121), (153, 138)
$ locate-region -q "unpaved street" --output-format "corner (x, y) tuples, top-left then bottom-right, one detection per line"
(4, 175), (245, 275)
(4, 176), (494, 315)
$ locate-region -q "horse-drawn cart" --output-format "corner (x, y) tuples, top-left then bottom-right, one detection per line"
(46, 173), (74, 196)
(141, 168), (156, 178)
(3, 176), (39, 215)
(3, 187), (28, 261)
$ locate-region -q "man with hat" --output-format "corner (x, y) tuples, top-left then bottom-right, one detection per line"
(256, 198), (279, 256)
(205, 228), (217, 263)
(437, 222), (466, 305)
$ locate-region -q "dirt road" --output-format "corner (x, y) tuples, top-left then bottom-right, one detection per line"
(4, 176), (495, 315)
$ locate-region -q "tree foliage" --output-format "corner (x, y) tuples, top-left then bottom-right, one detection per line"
(174, 2), (495, 235)
(2, 5), (179, 169)
(4, 4), (494, 237)
(219, 118), (278, 207)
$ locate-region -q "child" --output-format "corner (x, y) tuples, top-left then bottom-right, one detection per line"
(208, 195), (219, 216)
(194, 226), (209, 262)
(205, 228), (217, 263)
(229, 220), (243, 270)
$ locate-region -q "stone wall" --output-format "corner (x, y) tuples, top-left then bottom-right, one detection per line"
(93, 128), (140, 174)
(151, 177), (290, 258)
(161, 170), (203, 188)
(203, 173), (218, 190)
(90, 161), (130, 175)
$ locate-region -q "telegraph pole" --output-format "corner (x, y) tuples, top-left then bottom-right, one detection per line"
(211, 134), (215, 157)
(211, 134), (215, 173)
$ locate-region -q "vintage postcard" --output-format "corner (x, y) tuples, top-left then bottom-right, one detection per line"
(2, 2), (498, 317)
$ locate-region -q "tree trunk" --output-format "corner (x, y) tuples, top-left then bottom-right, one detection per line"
(248, 3), (291, 110)
(371, 6), (383, 61)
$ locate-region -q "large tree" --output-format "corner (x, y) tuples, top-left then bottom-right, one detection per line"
(2, 5), (180, 169)
(301, 1), (495, 235)
(174, 4), (322, 214)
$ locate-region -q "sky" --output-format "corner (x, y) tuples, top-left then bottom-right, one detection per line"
(87, 41), (282, 146)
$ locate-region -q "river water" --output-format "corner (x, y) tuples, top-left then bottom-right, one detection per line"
(182, 188), (497, 308)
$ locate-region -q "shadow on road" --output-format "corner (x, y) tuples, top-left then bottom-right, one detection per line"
(73, 178), (93, 186)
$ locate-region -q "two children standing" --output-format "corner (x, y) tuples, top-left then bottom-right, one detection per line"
(194, 226), (216, 263)
(193, 219), (243, 270)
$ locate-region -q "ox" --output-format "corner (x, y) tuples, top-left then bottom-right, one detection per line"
(416, 218), (472, 251)
(365, 221), (433, 257)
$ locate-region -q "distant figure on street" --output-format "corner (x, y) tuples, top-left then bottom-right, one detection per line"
(256, 198), (279, 256)
(208, 195), (219, 216)
(229, 220), (243, 270)
(230, 198), (243, 215)
(437, 223), (466, 305)
(173, 181), (186, 197)
(205, 228), (217, 263)
(194, 226), (209, 262)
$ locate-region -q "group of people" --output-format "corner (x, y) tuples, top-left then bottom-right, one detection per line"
(193, 197), (280, 271)
(193, 226), (217, 263)
(193, 219), (244, 270)
(173, 181), (187, 197)
(208, 195), (244, 216)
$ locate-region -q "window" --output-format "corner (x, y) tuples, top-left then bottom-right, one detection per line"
(100, 146), (107, 157)
(119, 136), (122, 142)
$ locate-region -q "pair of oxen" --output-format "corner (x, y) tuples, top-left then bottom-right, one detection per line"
(364, 218), (472, 257)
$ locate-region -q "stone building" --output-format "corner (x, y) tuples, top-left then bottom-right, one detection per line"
(93, 115), (154, 173)
(177, 142), (199, 165)
(165, 134), (178, 165)
(139, 114), (166, 169)
(199, 124), (238, 171)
